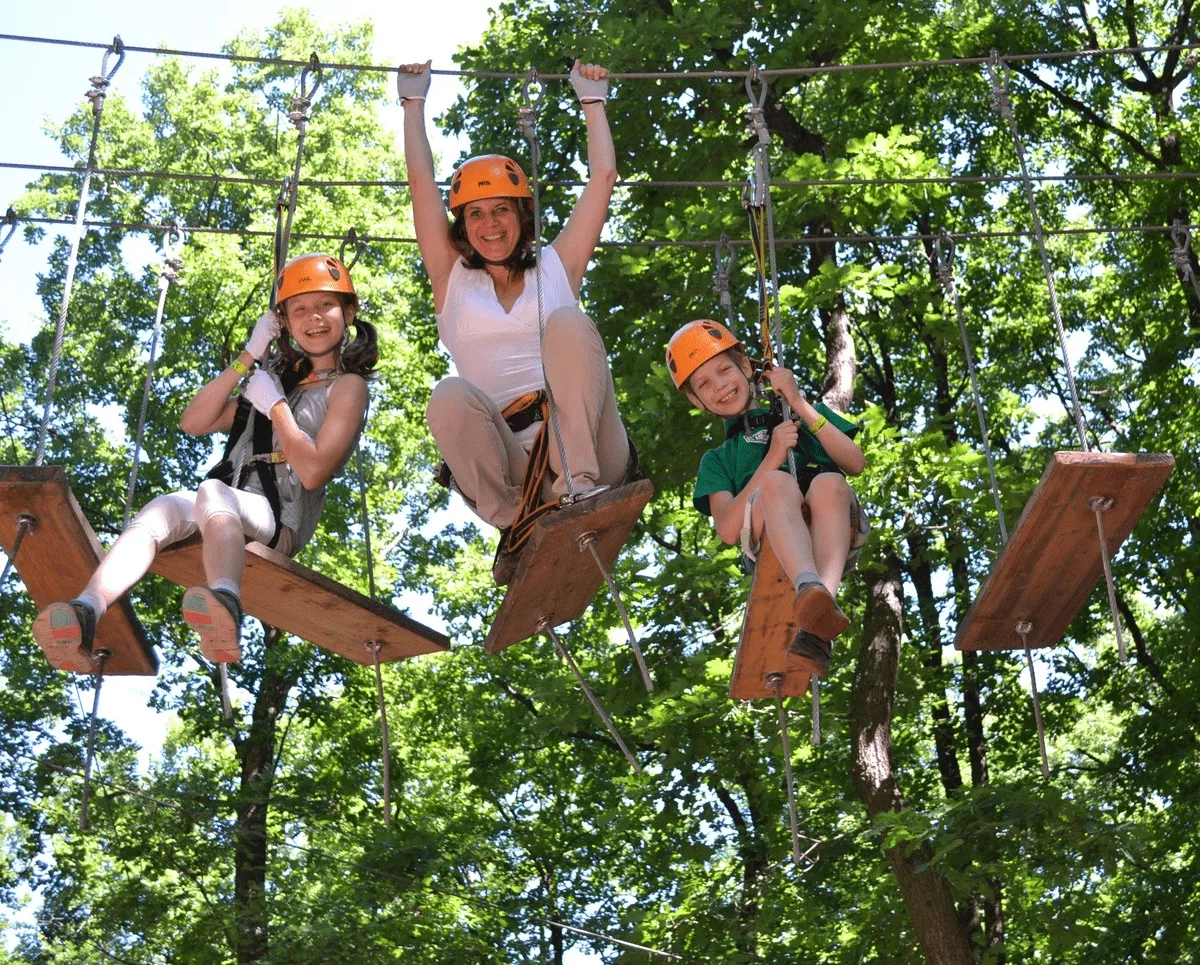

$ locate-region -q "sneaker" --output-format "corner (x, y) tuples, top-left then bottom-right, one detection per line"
(32, 600), (97, 673)
(787, 629), (832, 676)
(182, 586), (244, 663)
(792, 580), (850, 642)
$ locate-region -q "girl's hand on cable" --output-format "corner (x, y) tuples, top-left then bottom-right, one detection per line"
(570, 60), (609, 103)
(766, 418), (800, 467)
(244, 370), (286, 417)
(397, 60), (432, 102)
(245, 310), (281, 361)
(764, 366), (804, 409)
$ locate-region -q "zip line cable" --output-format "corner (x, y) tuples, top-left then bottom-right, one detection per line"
(10, 160), (1200, 191)
(10, 213), (1194, 248)
(2, 31), (1197, 80)
(11, 749), (698, 962)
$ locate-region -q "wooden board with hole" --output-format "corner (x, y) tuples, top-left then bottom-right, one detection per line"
(484, 480), (655, 654)
(955, 451), (1174, 652)
(152, 536), (449, 665)
(0, 466), (158, 675)
(730, 536), (815, 700)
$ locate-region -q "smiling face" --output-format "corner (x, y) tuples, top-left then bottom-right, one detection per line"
(461, 197), (522, 262)
(685, 349), (755, 418)
(280, 291), (354, 364)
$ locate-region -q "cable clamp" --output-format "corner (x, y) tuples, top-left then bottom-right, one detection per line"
(933, 227), (956, 293)
(1171, 218), (1195, 279)
(986, 49), (1014, 120)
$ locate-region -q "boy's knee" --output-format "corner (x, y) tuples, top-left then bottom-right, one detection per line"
(759, 470), (803, 504)
(808, 473), (852, 506)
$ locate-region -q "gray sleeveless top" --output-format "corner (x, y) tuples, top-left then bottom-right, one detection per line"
(228, 375), (361, 553)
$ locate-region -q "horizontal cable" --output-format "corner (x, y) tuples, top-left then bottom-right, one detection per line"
(7, 160), (1200, 191)
(11, 214), (1195, 248)
(17, 750), (696, 962)
(1, 32), (1198, 82)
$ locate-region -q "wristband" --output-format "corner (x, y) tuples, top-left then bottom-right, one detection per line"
(231, 358), (252, 377)
(809, 415), (828, 434)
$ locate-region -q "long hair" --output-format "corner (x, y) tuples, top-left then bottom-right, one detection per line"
(273, 293), (378, 381)
(448, 197), (537, 279)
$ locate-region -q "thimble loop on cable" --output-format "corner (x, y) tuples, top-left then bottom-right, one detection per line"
(87, 36), (126, 115)
(744, 64), (771, 148)
(934, 227), (956, 293)
(339, 226), (363, 270)
(0, 208), (17, 259)
(986, 49), (1014, 120)
(1171, 218), (1196, 280)
(744, 63), (768, 109)
(290, 54), (322, 129)
(712, 232), (736, 310)
(160, 219), (186, 288)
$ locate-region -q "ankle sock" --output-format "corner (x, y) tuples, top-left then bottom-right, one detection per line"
(209, 580), (241, 600)
(76, 592), (106, 622)
(793, 571), (821, 592)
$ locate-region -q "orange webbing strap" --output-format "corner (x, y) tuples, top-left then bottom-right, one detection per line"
(501, 395), (559, 556)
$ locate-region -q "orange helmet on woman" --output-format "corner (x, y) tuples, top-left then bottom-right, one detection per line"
(276, 253), (356, 306)
(665, 319), (743, 389)
(449, 155), (532, 212)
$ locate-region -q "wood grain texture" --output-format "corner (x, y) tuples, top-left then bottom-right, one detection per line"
(152, 536), (449, 665)
(731, 536), (815, 701)
(0, 466), (158, 675)
(956, 451), (1174, 652)
(485, 480), (655, 654)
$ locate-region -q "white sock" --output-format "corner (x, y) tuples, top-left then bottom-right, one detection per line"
(209, 579), (241, 600)
(75, 591), (106, 623)
(793, 571), (821, 592)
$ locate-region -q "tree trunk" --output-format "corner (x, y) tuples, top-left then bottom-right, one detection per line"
(850, 557), (975, 965)
(231, 627), (297, 963)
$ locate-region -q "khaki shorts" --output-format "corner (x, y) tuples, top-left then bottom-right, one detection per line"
(739, 477), (870, 573)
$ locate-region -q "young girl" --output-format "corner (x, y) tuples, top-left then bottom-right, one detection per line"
(667, 319), (869, 676)
(396, 58), (634, 582)
(33, 253), (375, 667)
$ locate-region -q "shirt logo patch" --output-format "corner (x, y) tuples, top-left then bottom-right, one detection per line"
(743, 429), (769, 445)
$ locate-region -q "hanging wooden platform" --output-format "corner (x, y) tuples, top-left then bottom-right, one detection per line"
(151, 536), (450, 665)
(955, 451), (1174, 652)
(0, 466), (158, 676)
(484, 480), (655, 654)
(730, 536), (814, 700)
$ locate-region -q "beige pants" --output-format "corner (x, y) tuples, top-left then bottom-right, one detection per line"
(426, 306), (630, 529)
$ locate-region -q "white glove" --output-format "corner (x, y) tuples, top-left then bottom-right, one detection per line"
(245, 310), (281, 361)
(570, 60), (608, 104)
(244, 369), (286, 417)
(396, 60), (432, 102)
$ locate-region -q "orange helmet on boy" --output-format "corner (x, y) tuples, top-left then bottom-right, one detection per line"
(449, 155), (532, 212)
(666, 319), (743, 389)
(276, 253), (356, 307)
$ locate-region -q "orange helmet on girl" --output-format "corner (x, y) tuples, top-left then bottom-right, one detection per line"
(666, 319), (743, 388)
(449, 155), (532, 213)
(276, 254), (356, 307)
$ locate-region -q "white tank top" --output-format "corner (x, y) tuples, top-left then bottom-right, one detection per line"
(435, 245), (578, 447)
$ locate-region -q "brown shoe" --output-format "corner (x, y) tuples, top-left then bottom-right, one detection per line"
(787, 630), (831, 676)
(792, 580), (849, 642)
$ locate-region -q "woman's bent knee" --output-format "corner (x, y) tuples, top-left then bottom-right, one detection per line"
(426, 377), (478, 436)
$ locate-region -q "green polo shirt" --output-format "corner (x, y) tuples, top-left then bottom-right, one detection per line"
(692, 402), (859, 516)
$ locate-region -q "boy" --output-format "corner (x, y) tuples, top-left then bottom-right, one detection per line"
(666, 320), (869, 675)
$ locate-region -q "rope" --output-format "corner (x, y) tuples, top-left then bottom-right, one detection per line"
(16, 160), (1200, 190)
(79, 648), (111, 831)
(0, 207), (17, 262)
(15, 752), (696, 961)
(122, 221), (185, 527)
(579, 532), (654, 693)
(281, 55), (322, 267)
(934, 230), (1009, 543)
(1015, 622), (1051, 778)
(33, 36), (125, 467)
(0, 514), (37, 587)
(542, 619), (644, 774)
(15, 213), (1198, 247)
(355, 441), (377, 600)
(988, 51), (1090, 452)
(366, 641), (392, 828)
(519, 69), (576, 498)
(3, 31), (1197, 80)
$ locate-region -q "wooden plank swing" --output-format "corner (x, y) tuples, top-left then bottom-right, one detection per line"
(484, 479), (654, 653)
(955, 451), (1174, 652)
(0, 466), (157, 676)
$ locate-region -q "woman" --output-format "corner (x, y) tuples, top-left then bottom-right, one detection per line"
(33, 254), (375, 667)
(397, 59), (633, 582)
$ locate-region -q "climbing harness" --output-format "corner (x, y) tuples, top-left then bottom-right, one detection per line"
(123, 220), (185, 527)
(988, 50), (1128, 666)
(34, 36), (124, 468)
